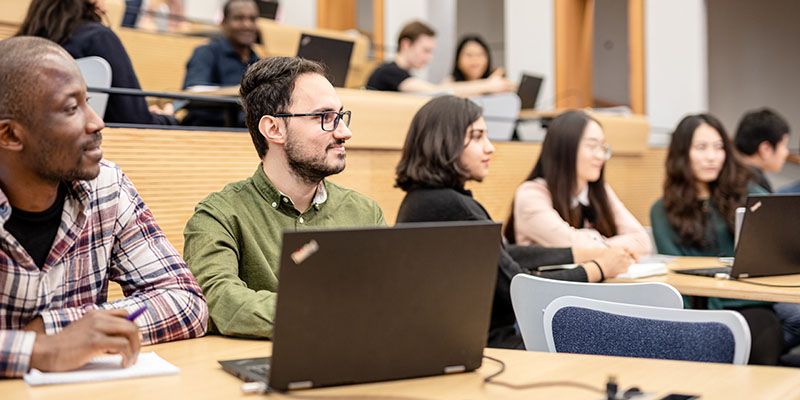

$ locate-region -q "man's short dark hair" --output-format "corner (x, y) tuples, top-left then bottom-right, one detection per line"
(239, 57), (326, 158)
(0, 36), (71, 125)
(397, 21), (435, 51)
(734, 108), (790, 155)
(222, 0), (257, 21)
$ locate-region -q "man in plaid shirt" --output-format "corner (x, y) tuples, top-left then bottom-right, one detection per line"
(0, 37), (208, 377)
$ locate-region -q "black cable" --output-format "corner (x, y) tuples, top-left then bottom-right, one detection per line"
(481, 355), (605, 394)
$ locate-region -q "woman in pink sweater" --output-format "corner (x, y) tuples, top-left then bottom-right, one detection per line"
(505, 110), (652, 256)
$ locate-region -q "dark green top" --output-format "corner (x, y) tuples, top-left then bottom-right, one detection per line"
(649, 184), (767, 309)
(184, 164), (385, 338)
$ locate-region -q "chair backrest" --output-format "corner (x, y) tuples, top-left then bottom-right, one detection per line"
(76, 56), (113, 119)
(510, 274), (683, 351)
(543, 296), (751, 364)
(470, 93), (521, 141)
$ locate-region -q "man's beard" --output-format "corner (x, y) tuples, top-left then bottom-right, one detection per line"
(32, 132), (103, 183)
(284, 134), (346, 185)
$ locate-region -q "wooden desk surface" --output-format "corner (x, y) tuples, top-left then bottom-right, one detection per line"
(612, 257), (800, 303)
(3, 336), (800, 399)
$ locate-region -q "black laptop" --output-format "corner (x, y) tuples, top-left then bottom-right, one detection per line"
(256, 0), (279, 19)
(517, 73), (544, 109)
(219, 222), (501, 392)
(296, 33), (355, 87)
(675, 194), (800, 279)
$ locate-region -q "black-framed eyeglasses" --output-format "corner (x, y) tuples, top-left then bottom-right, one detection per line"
(271, 110), (352, 132)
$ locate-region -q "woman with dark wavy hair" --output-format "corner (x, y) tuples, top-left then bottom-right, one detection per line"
(650, 113), (789, 365)
(395, 96), (633, 349)
(505, 110), (651, 256)
(17, 0), (176, 125)
(650, 113), (757, 256)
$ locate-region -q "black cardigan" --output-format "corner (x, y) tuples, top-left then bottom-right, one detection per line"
(62, 22), (177, 126)
(396, 186), (588, 349)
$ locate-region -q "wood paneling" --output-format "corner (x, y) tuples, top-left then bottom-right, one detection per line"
(317, 0), (357, 31)
(628, 0), (646, 114)
(101, 126), (665, 256)
(555, 0), (594, 108)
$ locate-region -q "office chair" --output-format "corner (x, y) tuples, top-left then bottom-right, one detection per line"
(543, 296), (751, 364)
(76, 56), (113, 118)
(510, 274), (683, 351)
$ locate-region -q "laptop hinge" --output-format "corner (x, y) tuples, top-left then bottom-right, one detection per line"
(444, 365), (466, 374)
(287, 381), (313, 390)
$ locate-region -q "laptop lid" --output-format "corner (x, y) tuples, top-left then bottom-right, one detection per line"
(731, 195), (800, 278)
(296, 33), (354, 87)
(268, 222), (501, 391)
(517, 73), (544, 109)
(256, 0), (279, 19)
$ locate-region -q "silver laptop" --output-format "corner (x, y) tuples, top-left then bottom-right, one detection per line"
(219, 221), (501, 392)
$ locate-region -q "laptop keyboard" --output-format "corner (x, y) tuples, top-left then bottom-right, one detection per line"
(247, 363), (271, 377)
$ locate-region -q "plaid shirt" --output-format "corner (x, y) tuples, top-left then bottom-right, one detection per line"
(0, 160), (208, 377)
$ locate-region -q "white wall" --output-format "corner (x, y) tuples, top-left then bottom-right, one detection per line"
(593, 0), (629, 106)
(707, 0), (800, 149)
(426, 0), (456, 83)
(645, 0), (708, 145)
(504, 0), (554, 110)
(278, 0), (316, 28)
(456, 0), (506, 71)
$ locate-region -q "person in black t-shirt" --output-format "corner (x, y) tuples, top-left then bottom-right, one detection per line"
(366, 21), (513, 96)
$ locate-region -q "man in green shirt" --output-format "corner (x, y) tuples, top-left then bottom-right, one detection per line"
(184, 57), (385, 338)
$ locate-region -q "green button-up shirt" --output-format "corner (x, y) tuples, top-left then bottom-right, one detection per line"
(184, 164), (385, 338)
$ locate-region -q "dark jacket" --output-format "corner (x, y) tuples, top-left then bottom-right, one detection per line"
(62, 21), (177, 126)
(396, 186), (587, 349)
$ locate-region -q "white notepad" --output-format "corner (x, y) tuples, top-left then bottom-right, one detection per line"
(24, 352), (179, 386)
(616, 263), (668, 279)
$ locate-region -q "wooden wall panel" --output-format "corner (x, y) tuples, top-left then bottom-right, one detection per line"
(102, 127), (666, 257)
(555, 0), (594, 108)
(629, 0), (646, 114)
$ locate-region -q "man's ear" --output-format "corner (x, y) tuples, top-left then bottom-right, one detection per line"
(757, 140), (775, 159)
(0, 119), (24, 152)
(258, 115), (287, 146)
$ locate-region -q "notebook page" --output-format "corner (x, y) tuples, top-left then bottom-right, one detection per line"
(24, 352), (179, 386)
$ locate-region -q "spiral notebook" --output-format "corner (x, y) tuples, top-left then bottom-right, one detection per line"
(24, 352), (179, 386)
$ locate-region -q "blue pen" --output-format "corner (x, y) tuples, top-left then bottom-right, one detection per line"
(126, 305), (148, 321)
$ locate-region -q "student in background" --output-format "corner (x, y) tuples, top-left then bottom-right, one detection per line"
(0, 37), (206, 378)
(444, 34), (505, 84)
(734, 108), (791, 193)
(506, 110), (651, 256)
(182, 0), (260, 127)
(394, 96), (634, 349)
(366, 21), (513, 96)
(650, 113), (788, 365)
(17, 0), (177, 126)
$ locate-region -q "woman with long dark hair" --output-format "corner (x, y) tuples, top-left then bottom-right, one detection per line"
(17, 0), (176, 125)
(395, 96), (634, 349)
(505, 110), (651, 256)
(651, 113), (757, 255)
(651, 113), (789, 365)
(449, 35), (495, 82)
